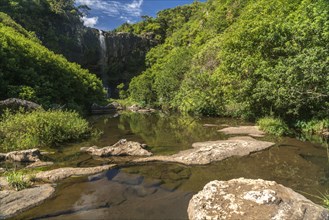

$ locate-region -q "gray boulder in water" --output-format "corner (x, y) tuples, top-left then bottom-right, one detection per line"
(188, 178), (329, 220)
(134, 136), (274, 165)
(0, 184), (55, 219)
(35, 164), (116, 182)
(81, 139), (152, 157)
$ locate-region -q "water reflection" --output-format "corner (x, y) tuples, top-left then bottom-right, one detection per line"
(17, 167), (194, 220)
(91, 112), (248, 155)
(12, 112), (329, 219)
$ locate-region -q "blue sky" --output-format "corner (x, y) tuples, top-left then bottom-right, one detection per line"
(76, 0), (203, 30)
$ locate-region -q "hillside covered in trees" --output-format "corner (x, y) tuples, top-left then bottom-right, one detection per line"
(120, 0), (328, 123)
(0, 0), (327, 122)
(0, 11), (105, 111)
(0, 0), (85, 61)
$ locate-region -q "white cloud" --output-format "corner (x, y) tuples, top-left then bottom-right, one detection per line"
(120, 16), (133, 24)
(81, 16), (99, 27)
(76, 0), (143, 23)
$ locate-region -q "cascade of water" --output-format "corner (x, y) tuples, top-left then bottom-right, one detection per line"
(98, 30), (110, 97)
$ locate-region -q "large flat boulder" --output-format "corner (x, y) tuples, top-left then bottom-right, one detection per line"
(218, 126), (265, 137)
(134, 137), (274, 165)
(0, 184), (55, 219)
(35, 164), (116, 182)
(81, 139), (152, 157)
(188, 178), (329, 220)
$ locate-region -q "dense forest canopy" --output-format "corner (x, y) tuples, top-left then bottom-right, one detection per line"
(0, 12), (105, 111)
(0, 0), (327, 121)
(122, 0), (328, 122)
(0, 0), (84, 59)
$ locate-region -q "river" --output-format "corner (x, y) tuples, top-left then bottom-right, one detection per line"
(15, 112), (329, 219)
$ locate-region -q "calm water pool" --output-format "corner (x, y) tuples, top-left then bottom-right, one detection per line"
(14, 112), (329, 219)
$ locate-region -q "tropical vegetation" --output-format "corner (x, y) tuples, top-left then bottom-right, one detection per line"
(121, 0), (328, 125)
(0, 12), (105, 111)
(0, 0), (84, 59)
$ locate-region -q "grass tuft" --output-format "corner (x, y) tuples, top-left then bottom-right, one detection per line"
(5, 170), (32, 191)
(257, 116), (289, 136)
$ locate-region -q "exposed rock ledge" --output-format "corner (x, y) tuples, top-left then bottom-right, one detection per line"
(0, 184), (55, 219)
(188, 178), (329, 220)
(218, 126), (265, 137)
(35, 164), (116, 182)
(81, 139), (152, 157)
(134, 136), (274, 165)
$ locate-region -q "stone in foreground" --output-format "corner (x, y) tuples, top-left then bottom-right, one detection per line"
(134, 136), (274, 165)
(218, 126), (265, 137)
(81, 139), (152, 157)
(0, 184), (55, 219)
(35, 164), (116, 182)
(188, 178), (329, 220)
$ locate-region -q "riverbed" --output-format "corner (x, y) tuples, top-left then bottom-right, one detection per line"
(14, 112), (329, 219)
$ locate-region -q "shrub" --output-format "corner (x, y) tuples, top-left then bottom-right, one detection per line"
(296, 119), (329, 135)
(6, 170), (32, 191)
(0, 109), (91, 151)
(257, 117), (289, 136)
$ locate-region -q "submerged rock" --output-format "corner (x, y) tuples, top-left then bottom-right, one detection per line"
(218, 126), (265, 137)
(188, 178), (329, 220)
(81, 139), (152, 157)
(35, 164), (116, 182)
(5, 148), (41, 162)
(134, 137), (274, 165)
(0, 184), (55, 219)
(26, 160), (54, 169)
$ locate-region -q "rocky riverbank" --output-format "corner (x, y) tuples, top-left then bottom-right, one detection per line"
(0, 139), (152, 219)
(0, 122), (328, 219)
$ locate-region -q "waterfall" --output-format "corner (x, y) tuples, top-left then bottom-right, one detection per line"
(98, 30), (110, 97)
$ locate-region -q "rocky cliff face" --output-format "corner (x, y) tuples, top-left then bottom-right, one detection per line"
(74, 29), (157, 97)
